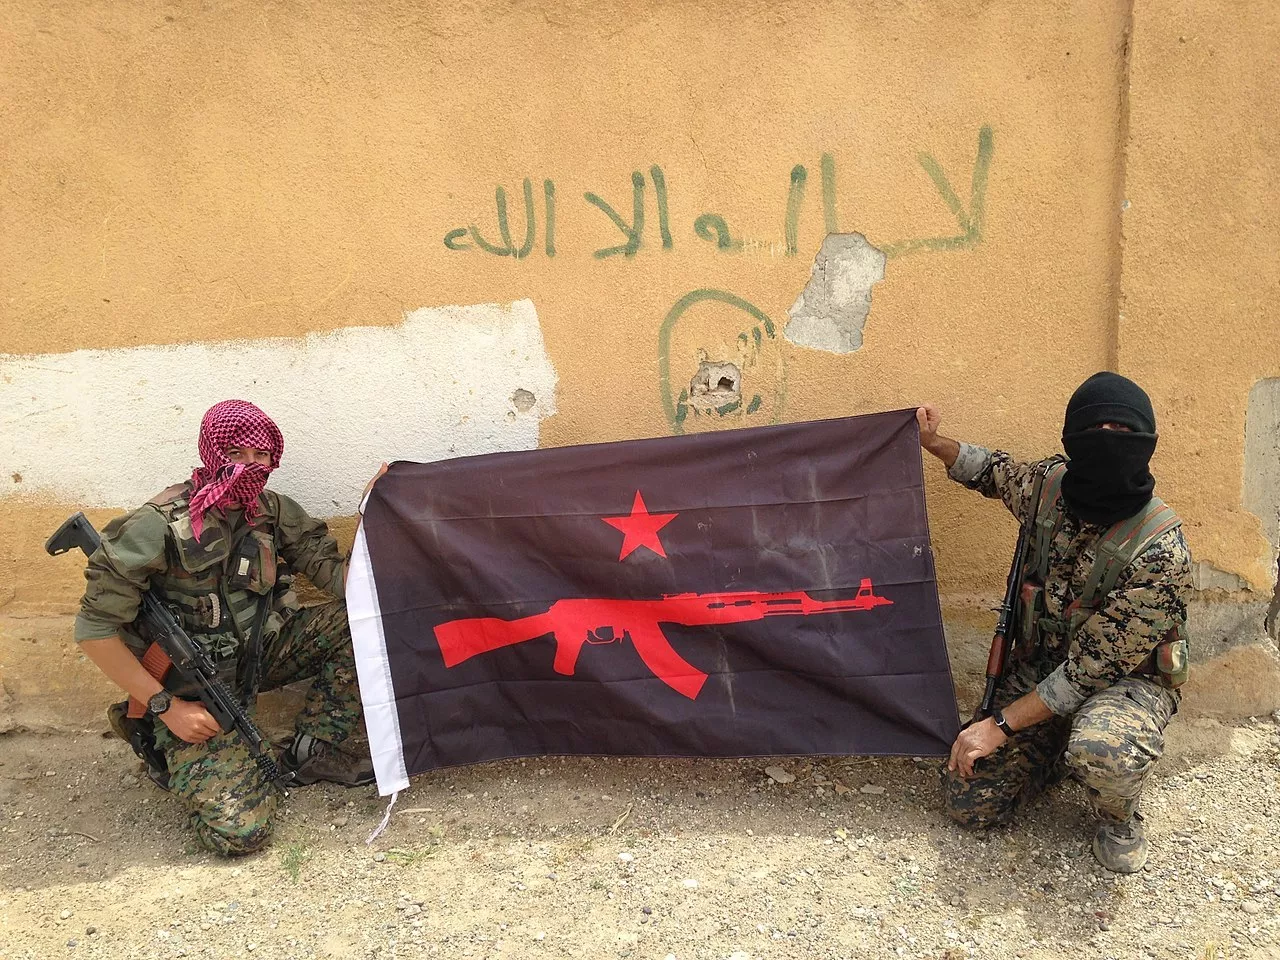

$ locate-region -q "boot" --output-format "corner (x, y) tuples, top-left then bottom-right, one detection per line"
(1092, 814), (1148, 873)
(106, 701), (170, 791)
(280, 732), (375, 787)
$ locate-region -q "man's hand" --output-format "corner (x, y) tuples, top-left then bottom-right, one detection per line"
(915, 405), (960, 468)
(160, 698), (222, 744)
(947, 717), (1008, 778)
(916, 405), (941, 447)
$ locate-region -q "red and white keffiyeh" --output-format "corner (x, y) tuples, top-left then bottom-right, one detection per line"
(188, 400), (284, 540)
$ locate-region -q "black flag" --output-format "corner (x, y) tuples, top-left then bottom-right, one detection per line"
(348, 409), (958, 794)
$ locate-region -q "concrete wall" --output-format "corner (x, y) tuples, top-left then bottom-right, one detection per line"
(2, 0), (1277, 730)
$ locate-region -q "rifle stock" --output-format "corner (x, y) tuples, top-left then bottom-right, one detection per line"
(434, 612), (557, 667)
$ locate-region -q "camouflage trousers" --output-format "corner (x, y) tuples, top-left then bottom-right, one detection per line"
(151, 600), (363, 857)
(942, 660), (1178, 828)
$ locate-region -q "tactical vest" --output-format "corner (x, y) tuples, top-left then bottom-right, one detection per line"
(1019, 462), (1189, 688)
(137, 485), (289, 696)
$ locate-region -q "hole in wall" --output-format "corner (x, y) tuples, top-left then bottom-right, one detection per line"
(511, 388), (537, 412)
(688, 361), (741, 413)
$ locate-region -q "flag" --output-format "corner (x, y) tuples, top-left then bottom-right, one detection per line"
(348, 409), (958, 795)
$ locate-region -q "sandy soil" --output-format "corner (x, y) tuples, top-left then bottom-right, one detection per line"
(2, 712), (1278, 960)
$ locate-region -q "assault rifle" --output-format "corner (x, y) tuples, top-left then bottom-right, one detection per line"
(976, 465), (1050, 719)
(435, 578), (894, 700)
(46, 512), (287, 791)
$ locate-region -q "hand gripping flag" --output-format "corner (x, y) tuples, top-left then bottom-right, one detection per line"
(348, 409), (959, 794)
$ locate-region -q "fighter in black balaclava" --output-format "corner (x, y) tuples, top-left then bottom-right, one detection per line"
(1060, 372), (1158, 527)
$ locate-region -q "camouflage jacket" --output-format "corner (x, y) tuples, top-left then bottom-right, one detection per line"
(949, 444), (1192, 716)
(74, 483), (347, 674)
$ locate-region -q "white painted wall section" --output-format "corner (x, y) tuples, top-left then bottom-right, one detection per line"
(0, 300), (557, 516)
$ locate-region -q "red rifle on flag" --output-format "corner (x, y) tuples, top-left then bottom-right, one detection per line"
(434, 578), (893, 700)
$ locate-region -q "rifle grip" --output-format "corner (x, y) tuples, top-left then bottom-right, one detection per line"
(551, 632), (587, 676)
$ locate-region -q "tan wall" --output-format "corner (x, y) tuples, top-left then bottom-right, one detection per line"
(1, 0), (1276, 725)
(1120, 0), (1280, 591)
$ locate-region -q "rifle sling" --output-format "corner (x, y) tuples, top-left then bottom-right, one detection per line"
(209, 516), (275, 710)
(233, 585), (273, 710)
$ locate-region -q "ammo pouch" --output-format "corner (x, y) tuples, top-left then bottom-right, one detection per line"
(1152, 627), (1189, 689)
(1018, 580), (1045, 648)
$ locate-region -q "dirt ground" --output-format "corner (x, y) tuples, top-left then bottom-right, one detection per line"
(1, 711), (1278, 960)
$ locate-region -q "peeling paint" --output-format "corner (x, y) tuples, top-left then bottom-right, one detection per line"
(784, 233), (886, 354)
(1191, 560), (1250, 593)
(0, 301), (557, 516)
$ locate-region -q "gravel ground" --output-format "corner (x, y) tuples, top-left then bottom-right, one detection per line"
(1, 713), (1278, 960)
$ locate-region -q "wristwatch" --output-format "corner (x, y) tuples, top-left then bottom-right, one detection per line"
(992, 709), (1015, 737)
(147, 690), (174, 716)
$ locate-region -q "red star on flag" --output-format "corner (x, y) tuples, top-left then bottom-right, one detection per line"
(602, 491), (679, 561)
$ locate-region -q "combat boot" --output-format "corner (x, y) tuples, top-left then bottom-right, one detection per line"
(280, 732), (375, 787)
(1092, 813), (1148, 873)
(106, 701), (170, 791)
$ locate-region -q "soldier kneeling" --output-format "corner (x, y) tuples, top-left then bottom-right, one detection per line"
(75, 400), (377, 856)
(918, 373), (1191, 873)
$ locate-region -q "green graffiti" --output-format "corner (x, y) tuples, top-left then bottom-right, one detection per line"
(585, 172), (646, 258)
(442, 125), (995, 262)
(650, 166), (673, 250)
(784, 165), (807, 256)
(544, 180), (557, 257)
(443, 228), (470, 251)
(693, 213), (740, 250)
(469, 179), (536, 258)
(880, 126), (994, 258)
(821, 152), (838, 235)
(657, 289), (786, 435)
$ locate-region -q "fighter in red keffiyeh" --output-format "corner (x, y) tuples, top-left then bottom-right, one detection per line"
(188, 400), (285, 540)
(71, 396), (380, 857)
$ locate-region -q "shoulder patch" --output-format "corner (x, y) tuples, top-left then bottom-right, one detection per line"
(148, 483), (189, 507)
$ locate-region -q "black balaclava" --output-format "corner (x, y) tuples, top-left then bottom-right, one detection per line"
(1060, 371), (1158, 526)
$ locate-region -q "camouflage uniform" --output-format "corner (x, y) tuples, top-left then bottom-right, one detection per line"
(940, 445), (1191, 829)
(76, 483), (362, 856)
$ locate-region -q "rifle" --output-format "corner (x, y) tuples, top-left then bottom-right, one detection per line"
(976, 465), (1050, 719)
(434, 577), (894, 700)
(46, 512), (287, 791)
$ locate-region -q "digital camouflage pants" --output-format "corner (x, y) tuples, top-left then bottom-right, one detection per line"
(150, 600), (362, 856)
(942, 659), (1178, 828)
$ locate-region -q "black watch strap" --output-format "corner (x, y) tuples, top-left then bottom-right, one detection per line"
(993, 709), (1015, 737)
(147, 690), (174, 716)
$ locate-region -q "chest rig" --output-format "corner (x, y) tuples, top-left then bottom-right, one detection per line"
(143, 484), (281, 702)
(1018, 462), (1188, 687)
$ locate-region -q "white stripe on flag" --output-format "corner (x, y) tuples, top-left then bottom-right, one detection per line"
(347, 521), (410, 796)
